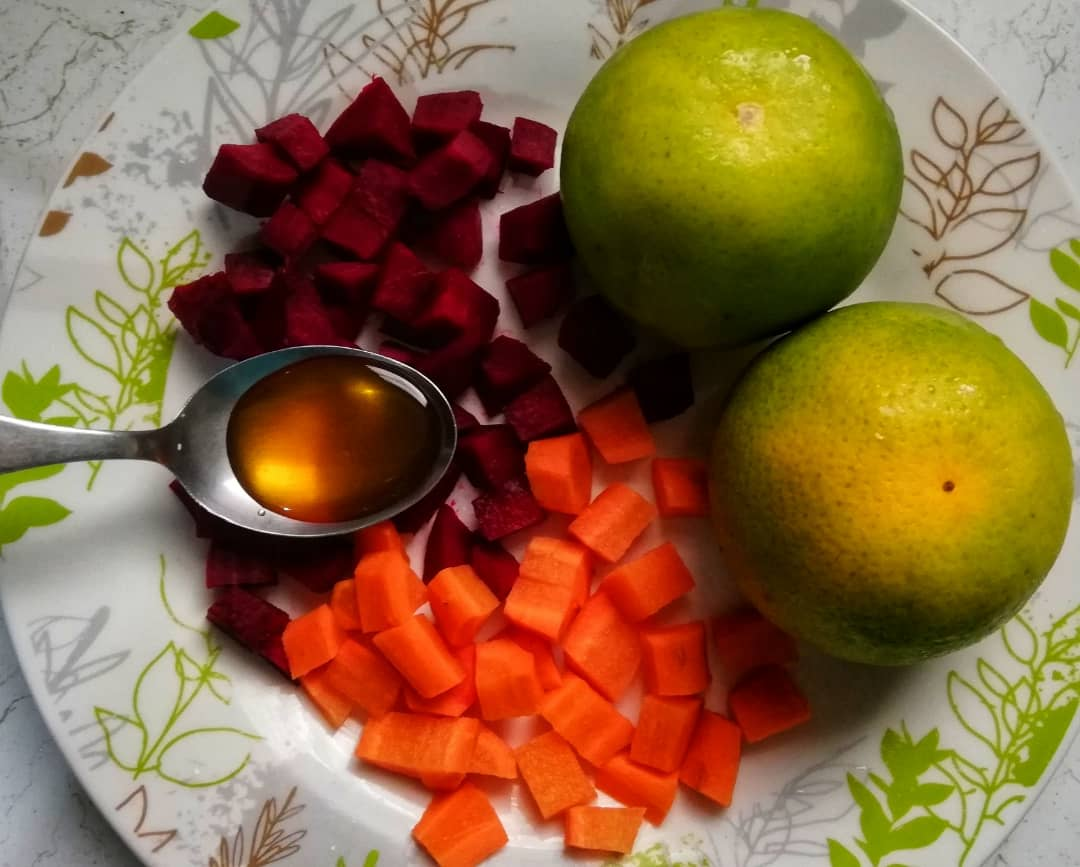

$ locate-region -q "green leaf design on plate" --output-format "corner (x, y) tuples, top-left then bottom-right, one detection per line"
(1030, 298), (1069, 349)
(94, 557), (259, 787)
(0, 496), (71, 546)
(1057, 298), (1080, 320)
(829, 605), (1080, 865)
(1050, 247), (1080, 291)
(189, 10), (240, 40)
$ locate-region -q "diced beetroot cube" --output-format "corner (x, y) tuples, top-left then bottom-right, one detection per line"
(322, 161), (410, 260)
(203, 142), (299, 217)
(207, 587), (290, 650)
(394, 459), (463, 533)
(314, 261), (379, 309)
(558, 294), (636, 378)
(277, 540), (354, 593)
(205, 540), (277, 589)
(418, 199), (483, 270)
(504, 375), (576, 442)
(470, 540), (518, 600)
(627, 353), (694, 422)
(260, 636), (291, 677)
(412, 90), (483, 143)
(294, 158), (353, 225)
(168, 271), (262, 360)
(423, 503), (474, 581)
(248, 284), (287, 351)
(474, 336), (551, 415)
(472, 478), (545, 541)
(458, 425), (526, 490)
(453, 403), (480, 434)
(260, 201), (319, 259)
(498, 193), (572, 264)
(255, 113), (329, 172)
(372, 242), (436, 322)
(470, 121), (511, 199)
(412, 269), (500, 344)
(409, 130), (495, 211)
(508, 116), (557, 177)
(325, 76), (415, 164)
(414, 327), (489, 398)
(224, 252), (275, 295)
(506, 262), (575, 327)
(279, 271), (354, 347)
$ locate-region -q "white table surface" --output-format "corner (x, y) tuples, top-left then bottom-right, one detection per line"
(0, 1), (1077, 865)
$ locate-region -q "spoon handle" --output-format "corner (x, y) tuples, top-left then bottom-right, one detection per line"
(0, 415), (166, 473)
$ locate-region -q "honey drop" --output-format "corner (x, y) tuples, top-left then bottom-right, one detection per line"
(227, 356), (442, 523)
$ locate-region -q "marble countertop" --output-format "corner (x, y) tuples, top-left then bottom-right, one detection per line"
(0, 1), (1077, 865)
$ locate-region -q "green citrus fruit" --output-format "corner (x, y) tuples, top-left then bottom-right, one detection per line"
(560, 7), (903, 348)
(710, 302), (1074, 665)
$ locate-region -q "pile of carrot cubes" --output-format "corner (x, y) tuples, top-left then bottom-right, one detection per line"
(277, 388), (810, 867)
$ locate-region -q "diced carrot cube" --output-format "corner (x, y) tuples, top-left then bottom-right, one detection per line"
(354, 550), (427, 632)
(502, 577), (578, 641)
(354, 520), (407, 557)
(300, 665), (353, 729)
(630, 695), (701, 773)
(595, 752), (678, 825)
(564, 805), (646, 855)
(373, 615), (465, 698)
(413, 782), (508, 867)
(282, 604), (347, 678)
(356, 712), (480, 780)
(538, 673), (634, 766)
(322, 637), (402, 718)
(518, 536), (592, 603)
(502, 627), (562, 690)
(405, 644), (477, 717)
(525, 432), (593, 514)
(568, 483), (656, 564)
(602, 541), (694, 622)
(514, 730), (596, 819)
(577, 389), (655, 464)
(475, 638), (544, 720)
(562, 592), (641, 702)
(651, 458), (710, 517)
(428, 565), (499, 647)
(728, 665), (811, 743)
(469, 724), (518, 780)
(640, 621), (709, 696)
(330, 578), (364, 632)
(679, 710), (742, 806)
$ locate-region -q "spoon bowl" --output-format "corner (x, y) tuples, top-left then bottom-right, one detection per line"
(0, 346), (457, 538)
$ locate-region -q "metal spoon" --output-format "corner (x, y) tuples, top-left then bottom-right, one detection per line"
(0, 345), (457, 538)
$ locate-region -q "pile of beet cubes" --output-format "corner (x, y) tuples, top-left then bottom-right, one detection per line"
(168, 76), (697, 671)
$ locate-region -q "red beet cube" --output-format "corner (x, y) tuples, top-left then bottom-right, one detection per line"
(294, 158), (353, 225)
(322, 160), (410, 260)
(419, 199), (483, 270)
(470, 540), (518, 600)
(170, 479), (244, 541)
(378, 342), (419, 365)
(506, 262), (575, 328)
(414, 324), (492, 398)
(627, 353), (694, 422)
(423, 503), (474, 581)
(412, 269), (500, 344)
(470, 121), (511, 199)
(325, 76), (415, 164)
(409, 130), (495, 211)
(504, 375), (575, 442)
(255, 113), (329, 172)
(394, 459), (463, 533)
(224, 252), (275, 295)
(558, 294), (636, 378)
(203, 142), (298, 217)
(260, 201), (318, 259)
(475, 336), (551, 415)
(498, 193), (572, 264)
(260, 637), (291, 677)
(277, 540), (354, 593)
(205, 541), (277, 589)
(168, 272), (262, 360)
(279, 271), (353, 347)
(314, 261), (379, 338)
(207, 588), (290, 661)
(509, 116), (557, 177)
(413, 90), (483, 143)
(459, 425), (526, 490)
(453, 403), (480, 434)
(372, 242), (436, 322)
(472, 478), (545, 541)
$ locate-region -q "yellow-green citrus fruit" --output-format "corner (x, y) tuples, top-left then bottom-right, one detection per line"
(560, 7), (903, 348)
(710, 302), (1074, 665)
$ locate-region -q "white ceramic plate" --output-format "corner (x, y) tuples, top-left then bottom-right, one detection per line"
(2, 1), (1079, 865)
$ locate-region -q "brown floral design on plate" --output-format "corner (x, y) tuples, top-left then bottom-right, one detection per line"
(63, 152), (113, 188)
(208, 786), (306, 867)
